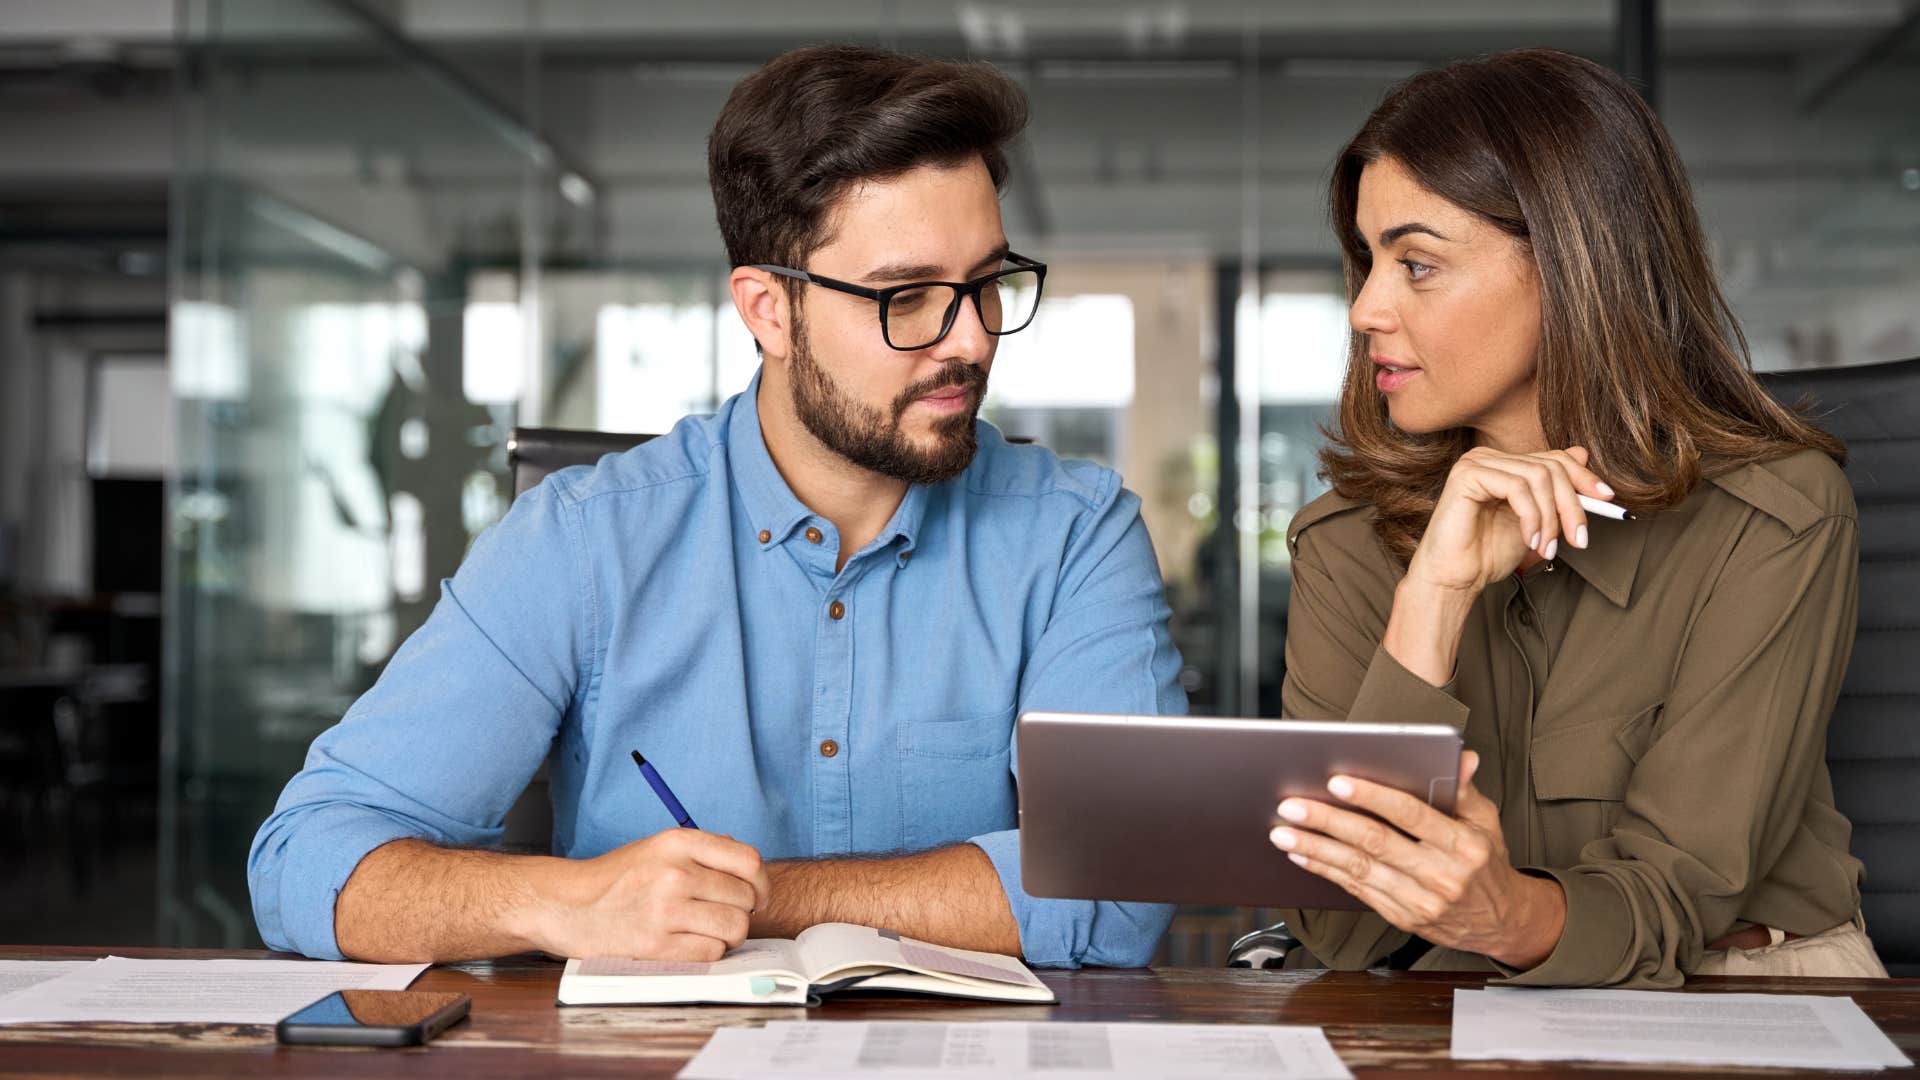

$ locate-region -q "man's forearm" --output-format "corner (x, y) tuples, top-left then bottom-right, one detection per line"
(749, 843), (1022, 956)
(334, 838), (561, 963)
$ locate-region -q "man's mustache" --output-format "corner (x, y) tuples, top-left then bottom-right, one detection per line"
(892, 364), (987, 418)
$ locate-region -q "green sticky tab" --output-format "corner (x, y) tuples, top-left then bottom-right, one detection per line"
(749, 976), (777, 996)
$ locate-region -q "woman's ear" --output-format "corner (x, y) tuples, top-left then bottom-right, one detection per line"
(728, 267), (789, 360)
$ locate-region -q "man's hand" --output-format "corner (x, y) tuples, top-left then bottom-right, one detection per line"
(525, 829), (771, 962)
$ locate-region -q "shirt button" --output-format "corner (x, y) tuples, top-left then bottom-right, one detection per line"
(899, 550), (912, 563)
(757, 529), (771, 544)
(828, 600), (846, 620)
(805, 526), (823, 544)
(819, 739), (839, 758)
(1518, 607), (1536, 628)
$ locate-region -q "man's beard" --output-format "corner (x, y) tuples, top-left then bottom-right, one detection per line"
(787, 307), (986, 485)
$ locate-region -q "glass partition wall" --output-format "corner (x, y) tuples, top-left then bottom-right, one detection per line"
(162, 2), (1920, 957)
(163, 0), (547, 946)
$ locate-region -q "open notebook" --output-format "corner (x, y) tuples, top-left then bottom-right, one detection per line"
(557, 923), (1056, 1006)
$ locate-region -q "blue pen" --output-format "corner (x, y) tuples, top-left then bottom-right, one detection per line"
(631, 749), (699, 829)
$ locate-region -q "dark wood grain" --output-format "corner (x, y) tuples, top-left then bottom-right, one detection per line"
(1, 945), (1915, 1077)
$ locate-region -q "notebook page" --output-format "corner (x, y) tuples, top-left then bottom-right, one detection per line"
(794, 924), (1040, 988)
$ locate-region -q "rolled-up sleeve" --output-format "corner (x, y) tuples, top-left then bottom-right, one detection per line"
(1494, 513), (1859, 988)
(968, 475), (1186, 968)
(247, 477), (589, 959)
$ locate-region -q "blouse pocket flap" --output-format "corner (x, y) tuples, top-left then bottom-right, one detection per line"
(1531, 701), (1663, 801)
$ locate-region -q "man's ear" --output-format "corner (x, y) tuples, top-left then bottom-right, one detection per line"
(728, 267), (789, 360)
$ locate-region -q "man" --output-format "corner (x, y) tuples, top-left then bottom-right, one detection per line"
(248, 44), (1185, 968)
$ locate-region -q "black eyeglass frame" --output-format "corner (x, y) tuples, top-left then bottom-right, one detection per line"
(750, 252), (1048, 352)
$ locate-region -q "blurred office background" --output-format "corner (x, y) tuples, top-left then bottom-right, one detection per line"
(0, 0), (1914, 961)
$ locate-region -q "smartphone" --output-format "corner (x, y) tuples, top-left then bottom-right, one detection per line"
(275, 989), (470, 1047)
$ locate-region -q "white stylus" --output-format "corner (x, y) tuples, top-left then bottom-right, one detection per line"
(1578, 494), (1636, 521)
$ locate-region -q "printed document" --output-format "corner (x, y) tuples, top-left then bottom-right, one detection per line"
(0, 956), (427, 1025)
(678, 1021), (1353, 1079)
(0, 961), (93, 997)
(1452, 987), (1911, 1070)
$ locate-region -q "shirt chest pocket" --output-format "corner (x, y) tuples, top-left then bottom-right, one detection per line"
(895, 706), (1015, 851)
(1530, 701), (1663, 854)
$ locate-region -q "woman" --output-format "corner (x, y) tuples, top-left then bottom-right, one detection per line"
(1268, 47), (1886, 987)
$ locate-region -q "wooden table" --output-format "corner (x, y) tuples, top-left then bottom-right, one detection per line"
(1, 946), (1915, 1077)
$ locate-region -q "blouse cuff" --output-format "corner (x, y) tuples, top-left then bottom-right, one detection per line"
(1346, 644), (1470, 731)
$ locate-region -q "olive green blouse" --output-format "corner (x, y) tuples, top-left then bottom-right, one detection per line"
(1277, 448), (1865, 989)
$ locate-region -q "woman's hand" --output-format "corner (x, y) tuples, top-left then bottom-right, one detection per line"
(1267, 751), (1567, 970)
(1383, 445), (1617, 686)
(1409, 445), (1614, 596)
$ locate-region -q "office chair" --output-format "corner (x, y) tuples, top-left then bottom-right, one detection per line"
(506, 428), (658, 499)
(1225, 355), (1920, 974)
(1761, 355), (1920, 976)
(496, 427), (654, 854)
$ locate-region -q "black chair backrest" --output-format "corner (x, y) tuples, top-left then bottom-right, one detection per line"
(1761, 356), (1920, 975)
(507, 427), (656, 498)
(497, 427), (656, 854)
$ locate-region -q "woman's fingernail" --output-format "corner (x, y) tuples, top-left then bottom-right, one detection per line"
(1327, 776), (1355, 799)
(1278, 800), (1308, 823)
(1528, 532), (1540, 550)
(1287, 853), (1309, 868)
(1576, 525), (1589, 549)
(1596, 482), (1614, 498)
(1270, 827), (1297, 850)
(1544, 538), (1558, 561)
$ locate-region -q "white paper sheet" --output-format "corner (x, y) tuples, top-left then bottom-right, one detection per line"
(0, 956), (428, 1025)
(678, 1021), (1354, 1079)
(0, 961), (95, 997)
(1451, 988), (1912, 1071)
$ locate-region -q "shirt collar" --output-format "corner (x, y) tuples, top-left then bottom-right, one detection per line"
(725, 368), (930, 557)
(1553, 509), (1651, 608)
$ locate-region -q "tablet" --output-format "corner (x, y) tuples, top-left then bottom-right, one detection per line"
(1016, 712), (1462, 910)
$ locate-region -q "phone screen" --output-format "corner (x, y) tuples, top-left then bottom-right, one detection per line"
(281, 990), (466, 1030)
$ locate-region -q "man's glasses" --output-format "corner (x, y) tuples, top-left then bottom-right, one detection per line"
(752, 253), (1047, 352)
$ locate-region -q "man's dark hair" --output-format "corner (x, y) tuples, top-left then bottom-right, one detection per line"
(708, 44), (1029, 271)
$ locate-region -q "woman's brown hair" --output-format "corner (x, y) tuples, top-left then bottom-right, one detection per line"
(1319, 47), (1844, 563)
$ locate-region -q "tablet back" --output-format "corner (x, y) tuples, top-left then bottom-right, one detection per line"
(1017, 712), (1462, 909)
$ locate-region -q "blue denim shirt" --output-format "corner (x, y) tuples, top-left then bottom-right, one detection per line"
(248, 372), (1187, 966)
